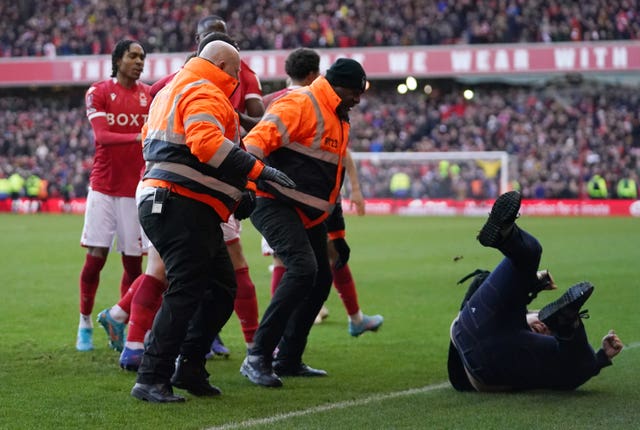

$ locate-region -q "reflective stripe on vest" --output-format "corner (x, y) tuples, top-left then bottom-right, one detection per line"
(150, 161), (243, 201)
(143, 75), (243, 213)
(257, 88), (343, 218)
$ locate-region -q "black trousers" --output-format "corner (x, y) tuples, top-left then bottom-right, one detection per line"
(249, 197), (332, 364)
(136, 193), (236, 385)
(452, 227), (603, 390)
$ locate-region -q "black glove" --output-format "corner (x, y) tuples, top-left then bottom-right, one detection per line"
(259, 165), (296, 188)
(234, 190), (255, 220)
(332, 237), (350, 269)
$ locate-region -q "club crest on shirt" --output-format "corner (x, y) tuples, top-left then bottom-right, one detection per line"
(139, 92), (148, 107)
(110, 93), (116, 101)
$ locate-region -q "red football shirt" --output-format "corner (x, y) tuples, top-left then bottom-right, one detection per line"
(229, 60), (262, 113)
(262, 86), (301, 109)
(150, 72), (176, 98)
(85, 78), (151, 197)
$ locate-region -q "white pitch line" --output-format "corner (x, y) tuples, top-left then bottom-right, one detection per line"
(205, 381), (450, 430)
(206, 342), (639, 430)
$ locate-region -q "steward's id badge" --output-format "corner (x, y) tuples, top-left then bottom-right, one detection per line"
(152, 188), (168, 214)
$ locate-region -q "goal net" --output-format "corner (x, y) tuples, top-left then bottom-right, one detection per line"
(348, 151), (510, 200)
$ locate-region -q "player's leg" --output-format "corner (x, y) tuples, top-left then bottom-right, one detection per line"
(115, 196), (143, 298)
(327, 240), (383, 336)
(226, 233), (259, 350)
(98, 217), (150, 354)
(120, 246), (167, 371)
(77, 189), (115, 351)
(94, 196), (143, 352)
(208, 216), (260, 357)
(262, 236), (286, 296)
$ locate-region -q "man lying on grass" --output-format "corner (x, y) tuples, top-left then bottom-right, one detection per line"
(448, 191), (624, 392)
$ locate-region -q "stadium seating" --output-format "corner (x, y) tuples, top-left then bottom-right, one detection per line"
(1, 0), (639, 56)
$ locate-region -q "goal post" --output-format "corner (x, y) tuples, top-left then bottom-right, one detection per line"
(348, 151), (510, 199)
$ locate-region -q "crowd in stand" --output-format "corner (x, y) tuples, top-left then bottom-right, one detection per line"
(348, 80), (640, 199)
(0, 89), (92, 201)
(1, 80), (638, 202)
(1, 1), (638, 202)
(2, 0), (640, 56)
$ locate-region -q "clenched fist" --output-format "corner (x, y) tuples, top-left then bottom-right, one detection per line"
(602, 329), (623, 360)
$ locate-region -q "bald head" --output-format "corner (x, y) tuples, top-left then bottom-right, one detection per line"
(199, 40), (240, 80)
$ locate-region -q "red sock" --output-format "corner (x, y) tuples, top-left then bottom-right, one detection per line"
(332, 263), (360, 316)
(234, 267), (259, 343)
(120, 255), (142, 298)
(116, 274), (144, 317)
(79, 254), (106, 315)
(271, 265), (286, 296)
(127, 274), (166, 343)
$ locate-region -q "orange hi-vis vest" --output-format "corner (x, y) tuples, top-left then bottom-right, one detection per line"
(141, 57), (265, 222)
(244, 76), (349, 228)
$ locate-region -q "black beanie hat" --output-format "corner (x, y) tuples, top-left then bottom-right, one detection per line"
(325, 58), (367, 92)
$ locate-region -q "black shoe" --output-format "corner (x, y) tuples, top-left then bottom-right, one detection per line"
(538, 282), (594, 337)
(240, 355), (283, 387)
(477, 191), (522, 247)
(131, 383), (185, 403)
(170, 355), (222, 397)
(273, 361), (328, 377)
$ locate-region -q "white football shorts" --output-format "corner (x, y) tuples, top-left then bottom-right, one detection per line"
(81, 188), (143, 256)
(135, 183), (154, 250)
(261, 236), (275, 256)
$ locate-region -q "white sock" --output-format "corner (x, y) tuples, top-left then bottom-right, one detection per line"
(79, 314), (93, 329)
(125, 341), (144, 350)
(109, 305), (129, 323)
(349, 310), (363, 325)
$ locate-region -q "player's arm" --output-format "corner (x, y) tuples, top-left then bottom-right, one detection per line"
(238, 95), (265, 131)
(150, 73), (176, 98)
(86, 85), (140, 145)
(238, 110), (261, 132)
(345, 149), (365, 216)
(89, 116), (141, 145)
(238, 70), (265, 131)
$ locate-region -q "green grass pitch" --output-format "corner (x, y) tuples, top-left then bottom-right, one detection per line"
(0, 213), (638, 429)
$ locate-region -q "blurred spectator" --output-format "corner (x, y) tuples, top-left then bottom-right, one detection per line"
(2, 1), (640, 56)
(587, 173), (608, 198)
(389, 170), (411, 198)
(616, 174), (637, 199)
(8, 169), (25, 200)
(0, 88), (93, 201)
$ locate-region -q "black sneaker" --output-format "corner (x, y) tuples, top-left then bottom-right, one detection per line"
(477, 191), (522, 247)
(240, 355), (283, 387)
(170, 355), (222, 397)
(538, 282), (594, 337)
(131, 383), (186, 403)
(273, 361), (328, 377)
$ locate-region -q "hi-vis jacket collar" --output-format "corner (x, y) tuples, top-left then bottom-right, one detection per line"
(313, 76), (343, 115)
(183, 57), (239, 99)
